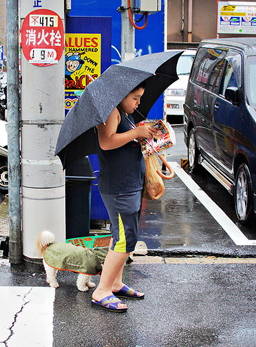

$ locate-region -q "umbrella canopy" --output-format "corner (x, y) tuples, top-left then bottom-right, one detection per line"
(56, 50), (183, 168)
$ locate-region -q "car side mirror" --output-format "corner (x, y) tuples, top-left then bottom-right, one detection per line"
(225, 87), (241, 106)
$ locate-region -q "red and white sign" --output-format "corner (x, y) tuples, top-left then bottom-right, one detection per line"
(20, 9), (64, 67)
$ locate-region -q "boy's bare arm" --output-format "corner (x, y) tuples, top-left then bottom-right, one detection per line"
(97, 108), (155, 150)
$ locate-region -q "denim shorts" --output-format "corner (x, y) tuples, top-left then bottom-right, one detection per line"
(100, 191), (142, 253)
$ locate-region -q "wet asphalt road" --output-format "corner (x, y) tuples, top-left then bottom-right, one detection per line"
(1, 260), (256, 347)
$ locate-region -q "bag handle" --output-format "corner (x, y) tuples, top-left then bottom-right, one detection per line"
(156, 154), (175, 180)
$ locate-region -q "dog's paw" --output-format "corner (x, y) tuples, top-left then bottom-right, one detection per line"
(87, 281), (96, 288)
(77, 285), (89, 292)
(49, 281), (59, 288)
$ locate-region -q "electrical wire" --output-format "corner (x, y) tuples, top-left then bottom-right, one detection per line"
(127, 0), (149, 30)
(135, 14), (146, 23)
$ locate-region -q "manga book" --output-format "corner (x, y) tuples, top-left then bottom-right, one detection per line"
(138, 119), (176, 157)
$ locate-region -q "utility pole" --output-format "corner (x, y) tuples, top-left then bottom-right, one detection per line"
(121, 0), (135, 61)
(7, 0), (22, 264)
(20, 0), (65, 267)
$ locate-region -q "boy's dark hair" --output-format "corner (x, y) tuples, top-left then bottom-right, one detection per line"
(131, 81), (146, 92)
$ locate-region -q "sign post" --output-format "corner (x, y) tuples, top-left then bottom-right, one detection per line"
(20, 8), (64, 66)
(20, 0), (65, 267)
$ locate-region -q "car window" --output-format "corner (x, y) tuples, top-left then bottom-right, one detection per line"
(191, 47), (227, 92)
(220, 51), (241, 97)
(177, 55), (195, 75)
(246, 56), (256, 108)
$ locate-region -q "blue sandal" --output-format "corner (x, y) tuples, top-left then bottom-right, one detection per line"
(113, 285), (144, 300)
(91, 294), (127, 313)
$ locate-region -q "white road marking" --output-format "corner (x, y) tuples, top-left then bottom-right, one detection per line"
(170, 162), (256, 246)
(0, 286), (55, 347)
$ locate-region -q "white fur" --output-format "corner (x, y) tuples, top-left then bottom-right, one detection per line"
(38, 231), (96, 291)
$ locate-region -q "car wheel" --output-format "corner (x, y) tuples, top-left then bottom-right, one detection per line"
(188, 128), (199, 172)
(0, 164), (8, 191)
(234, 163), (253, 223)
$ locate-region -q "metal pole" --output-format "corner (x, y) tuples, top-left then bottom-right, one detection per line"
(20, 0), (65, 268)
(6, 0), (22, 264)
(121, 0), (135, 61)
(188, 0), (193, 42)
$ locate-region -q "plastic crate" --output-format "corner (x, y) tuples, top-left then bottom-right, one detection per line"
(66, 234), (111, 248)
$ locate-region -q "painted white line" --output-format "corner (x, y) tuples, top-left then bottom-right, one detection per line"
(0, 286), (55, 346)
(169, 162), (256, 246)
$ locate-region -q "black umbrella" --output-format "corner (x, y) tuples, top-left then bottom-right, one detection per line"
(56, 50), (183, 168)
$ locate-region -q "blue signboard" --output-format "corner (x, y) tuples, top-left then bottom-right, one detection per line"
(67, 0), (165, 119)
(0, 46), (3, 61)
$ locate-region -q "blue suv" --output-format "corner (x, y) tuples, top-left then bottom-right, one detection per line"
(184, 38), (256, 224)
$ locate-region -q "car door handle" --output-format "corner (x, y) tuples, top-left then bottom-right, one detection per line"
(214, 104), (220, 110)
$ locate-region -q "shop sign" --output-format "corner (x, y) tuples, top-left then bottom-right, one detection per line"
(218, 1), (256, 34)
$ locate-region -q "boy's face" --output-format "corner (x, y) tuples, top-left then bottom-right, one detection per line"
(120, 88), (145, 114)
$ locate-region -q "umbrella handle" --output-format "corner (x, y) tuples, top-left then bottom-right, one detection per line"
(156, 154), (175, 180)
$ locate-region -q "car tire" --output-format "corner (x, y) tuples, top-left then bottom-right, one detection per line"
(188, 128), (199, 173)
(234, 163), (254, 224)
(0, 164), (8, 192)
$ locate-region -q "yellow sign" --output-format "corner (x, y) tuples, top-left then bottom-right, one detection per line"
(65, 33), (101, 91)
(220, 5), (236, 11)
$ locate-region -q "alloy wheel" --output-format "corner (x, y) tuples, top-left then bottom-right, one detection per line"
(188, 128), (198, 172)
(0, 165), (8, 191)
(235, 164), (252, 223)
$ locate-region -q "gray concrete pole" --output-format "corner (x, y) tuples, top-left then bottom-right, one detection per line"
(20, 0), (65, 266)
(121, 0), (135, 61)
(6, 0), (22, 264)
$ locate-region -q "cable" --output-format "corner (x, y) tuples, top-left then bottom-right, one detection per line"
(135, 14), (146, 23)
(127, 0), (149, 30)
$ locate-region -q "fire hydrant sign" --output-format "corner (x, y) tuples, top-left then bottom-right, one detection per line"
(21, 9), (64, 66)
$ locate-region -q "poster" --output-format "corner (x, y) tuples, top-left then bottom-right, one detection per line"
(218, 1), (256, 34)
(65, 33), (101, 113)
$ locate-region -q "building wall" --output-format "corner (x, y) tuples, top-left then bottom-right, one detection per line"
(0, 0), (6, 46)
(167, 0), (256, 45)
(0, 0), (6, 66)
(167, 0), (217, 43)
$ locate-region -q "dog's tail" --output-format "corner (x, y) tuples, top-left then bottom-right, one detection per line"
(36, 230), (55, 256)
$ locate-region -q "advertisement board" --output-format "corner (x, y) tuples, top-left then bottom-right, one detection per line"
(218, 1), (256, 34)
(65, 33), (102, 112)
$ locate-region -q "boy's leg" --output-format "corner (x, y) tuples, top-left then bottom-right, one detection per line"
(92, 249), (128, 309)
(93, 192), (142, 304)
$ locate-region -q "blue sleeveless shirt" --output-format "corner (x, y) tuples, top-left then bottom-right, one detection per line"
(98, 111), (145, 194)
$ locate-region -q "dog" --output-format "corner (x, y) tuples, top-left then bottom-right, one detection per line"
(37, 231), (107, 291)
